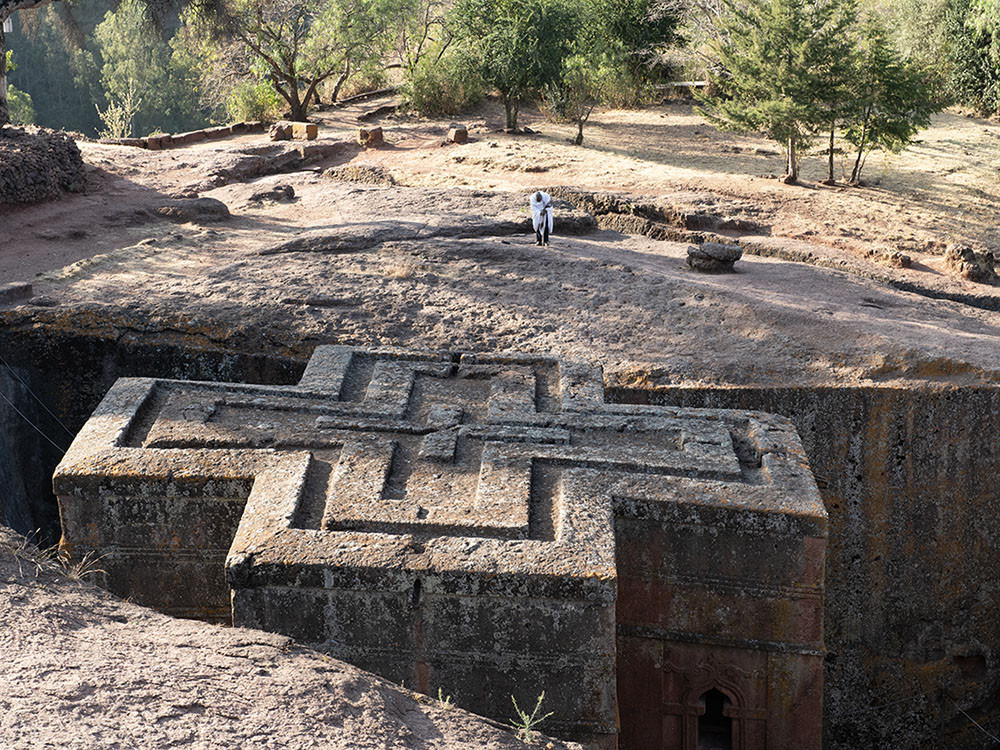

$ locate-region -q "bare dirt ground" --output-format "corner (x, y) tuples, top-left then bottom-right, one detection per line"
(4, 95), (1000, 386)
(0, 527), (578, 750)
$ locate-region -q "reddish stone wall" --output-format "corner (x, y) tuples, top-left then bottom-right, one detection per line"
(615, 499), (825, 749)
(613, 384), (1000, 750)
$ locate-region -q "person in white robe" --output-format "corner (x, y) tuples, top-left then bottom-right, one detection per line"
(530, 190), (553, 246)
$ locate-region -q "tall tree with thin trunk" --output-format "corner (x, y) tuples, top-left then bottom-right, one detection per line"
(696, 0), (855, 183)
(843, 14), (939, 183)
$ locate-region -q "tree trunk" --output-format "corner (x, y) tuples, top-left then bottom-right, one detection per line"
(503, 94), (518, 131)
(827, 123), (835, 183)
(287, 86), (307, 122)
(850, 137), (867, 183)
(574, 118), (583, 145)
(330, 63), (350, 103)
(785, 135), (798, 183)
(0, 22), (9, 128)
(850, 108), (872, 184)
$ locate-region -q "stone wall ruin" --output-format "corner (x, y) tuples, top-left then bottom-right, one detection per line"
(54, 345), (827, 749)
(0, 126), (85, 204)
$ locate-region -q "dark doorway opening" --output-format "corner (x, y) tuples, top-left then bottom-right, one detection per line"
(698, 688), (733, 750)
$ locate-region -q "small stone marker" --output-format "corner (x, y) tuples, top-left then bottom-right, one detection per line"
(447, 125), (468, 144)
(56, 345), (826, 749)
(687, 241), (743, 272)
(292, 122), (318, 141)
(358, 126), (384, 148)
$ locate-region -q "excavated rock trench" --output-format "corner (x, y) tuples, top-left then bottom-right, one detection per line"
(2, 312), (1000, 750)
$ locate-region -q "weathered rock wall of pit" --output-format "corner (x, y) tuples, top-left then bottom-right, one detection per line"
(611, 384), (1000, 750)
(0, 321), (303, 544)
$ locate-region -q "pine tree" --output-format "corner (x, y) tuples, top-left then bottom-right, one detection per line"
(697, 0), (856, 183)
(843, 14), (940, 183)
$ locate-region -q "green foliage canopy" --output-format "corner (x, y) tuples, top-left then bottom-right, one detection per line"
(186, 0), (404, 122)
(843, 14), (939, 182)
(451, 0), (576, 130)
(947, 0), (1000, 113)
(698, 0), (858, 181)
(94, 0), (204, 136)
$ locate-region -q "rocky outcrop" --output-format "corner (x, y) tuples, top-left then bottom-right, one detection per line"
(944, 243), (997, 284)
(323, 164), (397, 185)
(248, 184), (296, 204)
(258, 186), (597, 255)
(185, 141), (358, 192)
(156, 197), (231, 223)
(0, 126), (85, 204)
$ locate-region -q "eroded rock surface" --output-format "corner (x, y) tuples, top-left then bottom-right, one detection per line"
(944, 243), (997, 284)
(259, 186), (596, 255)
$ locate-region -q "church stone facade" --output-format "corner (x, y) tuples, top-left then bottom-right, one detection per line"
(55, 345), (826, 749)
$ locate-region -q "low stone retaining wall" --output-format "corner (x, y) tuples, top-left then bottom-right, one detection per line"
(100, 121), (266, 150)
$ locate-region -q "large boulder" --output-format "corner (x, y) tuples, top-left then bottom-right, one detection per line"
(687, 242), (743, 273)
(156, 197), (231, 224)
(358, 126), (384, 148)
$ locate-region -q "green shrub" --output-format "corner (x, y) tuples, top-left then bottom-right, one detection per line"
(7, 85), (36, 125)
(335, 68), (390, 101)
(405, 51), (484, 116)
(225, 80), (283, 123)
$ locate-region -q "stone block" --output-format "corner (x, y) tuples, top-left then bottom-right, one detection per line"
(55, 345), (826, 749)
(204, 125), (233, 140)
(292, 122), (318, 140)
(358, 126), (384, 148)
(269, 122), (292, 141)
(447, 126), (468, 144)
(687, 241), (743, 272)
(150, 135), (174, 150)
(174, 130), (207, 145)
(99, 137), (147, 148)
(0, 282), (32, 305)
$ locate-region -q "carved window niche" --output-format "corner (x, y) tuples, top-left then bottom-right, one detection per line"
(662, 656), (768, 750)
